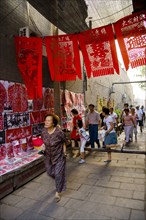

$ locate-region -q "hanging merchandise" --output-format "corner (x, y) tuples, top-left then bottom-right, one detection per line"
(45, 34), (82, 81)
(8, 83), (28, 113)
(0, 82), (7, 113)
(78, 24), (119, 78)
(114, 10), (146, 70)
(14, 37), (42, 99)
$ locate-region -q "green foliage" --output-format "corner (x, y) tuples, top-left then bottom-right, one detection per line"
(115, 109), (122, 118)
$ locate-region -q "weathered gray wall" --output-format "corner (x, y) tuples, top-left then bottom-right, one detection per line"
(0, 0), (53, 88)
(66, 64), (134, 110)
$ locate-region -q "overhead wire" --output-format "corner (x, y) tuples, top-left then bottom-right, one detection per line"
(92, 4), (132, 22)
(0, 0), (24, 24)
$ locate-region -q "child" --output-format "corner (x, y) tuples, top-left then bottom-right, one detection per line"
(77, 119), (90, 164)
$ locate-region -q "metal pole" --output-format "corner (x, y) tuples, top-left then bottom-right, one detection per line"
(112, 80), (146, 87)
(72, 147), (146, 155)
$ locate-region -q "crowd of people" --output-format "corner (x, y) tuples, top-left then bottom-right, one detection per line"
(39, 103), (145, 203)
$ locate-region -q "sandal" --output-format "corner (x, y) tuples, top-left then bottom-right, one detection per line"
(55, 195), (61, 203)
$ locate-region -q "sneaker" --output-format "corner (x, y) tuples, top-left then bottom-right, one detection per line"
(104, 160), (111, 163)
(79, 159), (85, 164)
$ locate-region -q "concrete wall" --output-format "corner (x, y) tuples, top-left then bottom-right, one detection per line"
(0, 0), (53, 88)
(66, 64), (134, 110)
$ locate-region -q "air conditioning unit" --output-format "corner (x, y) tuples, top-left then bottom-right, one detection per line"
(19, 26), (29, 37)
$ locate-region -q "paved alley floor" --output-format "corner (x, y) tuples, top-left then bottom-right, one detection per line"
(1, 125), (146, 220)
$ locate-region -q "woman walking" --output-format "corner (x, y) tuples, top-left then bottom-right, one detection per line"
(101, 107), (118, 162)
(122, 108), (136, 146)
(70, 109), (82, 147)
(41, 113), (67, 202)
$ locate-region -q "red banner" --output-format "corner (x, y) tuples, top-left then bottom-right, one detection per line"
(45, 34), (82, 81)
(78, 24), (119, 78)
(15, 37), (42, 99)
(114, 10), (146, 70)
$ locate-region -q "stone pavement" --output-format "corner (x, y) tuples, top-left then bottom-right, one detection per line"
(1, 125), (146, 220)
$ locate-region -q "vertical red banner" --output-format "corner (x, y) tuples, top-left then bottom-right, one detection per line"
(45, 34), (82, 81)
(78, 24), (119, 78)
(113, 10), (146, 70)
(15, 37), (42, 99)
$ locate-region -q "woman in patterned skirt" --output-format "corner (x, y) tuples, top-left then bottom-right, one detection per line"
(41, 113), (67, 202)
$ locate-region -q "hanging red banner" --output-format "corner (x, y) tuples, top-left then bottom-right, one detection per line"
(45, 34), (82, 81)
(78, 24), (119, 78)
(113, 10), (146, 70)
(14, 37), (42, 99)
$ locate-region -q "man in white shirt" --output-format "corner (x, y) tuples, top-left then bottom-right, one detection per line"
(86, 104), (100, 148)
(136, 106), (144, 132)
(109, 107), (118, 127)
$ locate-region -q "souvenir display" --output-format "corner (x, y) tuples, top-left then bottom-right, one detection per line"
(3, 112), (30, 129)
(12, 140), (21, 156)
(0, 79), (84, 177)
(30, 111), (41, 124)
(0, 131), (5, 144)
(8, 83), (28, 112)
(0, 82), (7, 113)
(32, 123), (44, 136)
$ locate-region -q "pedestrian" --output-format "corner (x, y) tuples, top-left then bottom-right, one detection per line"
(99, 106), (106, 147)
(86, 104), (100, 148)
(99, 106), (106, 127)
(101, 107), (118, 162)
(141, 105), (145, 124)
(120, 103), (129, 122)
(41, 113), (67, 202)
(122, 108), (136, 146)
(77, 119), (90, 164)
(70, 109), (82, 147)
(131, 107), (138, 142)
(136, 106), (144, 132)
(109, 107), (118, 128)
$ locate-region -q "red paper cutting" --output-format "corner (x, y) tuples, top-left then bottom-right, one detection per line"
(113, 10), (146, 70)
(15, 37), (42, 99)
(78, 24), (119, 78)
(8, 83), (28, 112)
(0, 82), (7, 113)
(45, 34), (82, 81)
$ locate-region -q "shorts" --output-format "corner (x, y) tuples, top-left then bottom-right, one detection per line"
(138, 120), (143, 127)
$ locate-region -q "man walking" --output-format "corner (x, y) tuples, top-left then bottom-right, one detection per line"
(86, 104), (100, 148)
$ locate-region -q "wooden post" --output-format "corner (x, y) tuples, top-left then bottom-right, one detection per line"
(52, 25), (61, 120)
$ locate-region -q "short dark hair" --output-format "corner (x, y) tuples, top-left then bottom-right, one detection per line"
(102, 107), (110, 115)
(44, 113), (59, 127)
(124, 108), (129, 112)
(89, 104), (95, 107)
(124, 103), (129, 107)
(71, 109), (78, 115)
(110, 107), (113, 111)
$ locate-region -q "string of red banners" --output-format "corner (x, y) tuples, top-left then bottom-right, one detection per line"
(14, 10), (146, 99)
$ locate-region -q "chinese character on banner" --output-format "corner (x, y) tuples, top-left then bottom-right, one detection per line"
(14, 37), (42, 99)
(78, 24), (119, 78)
(45, 34), (82, 81)
(113, 10), (146, 70)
